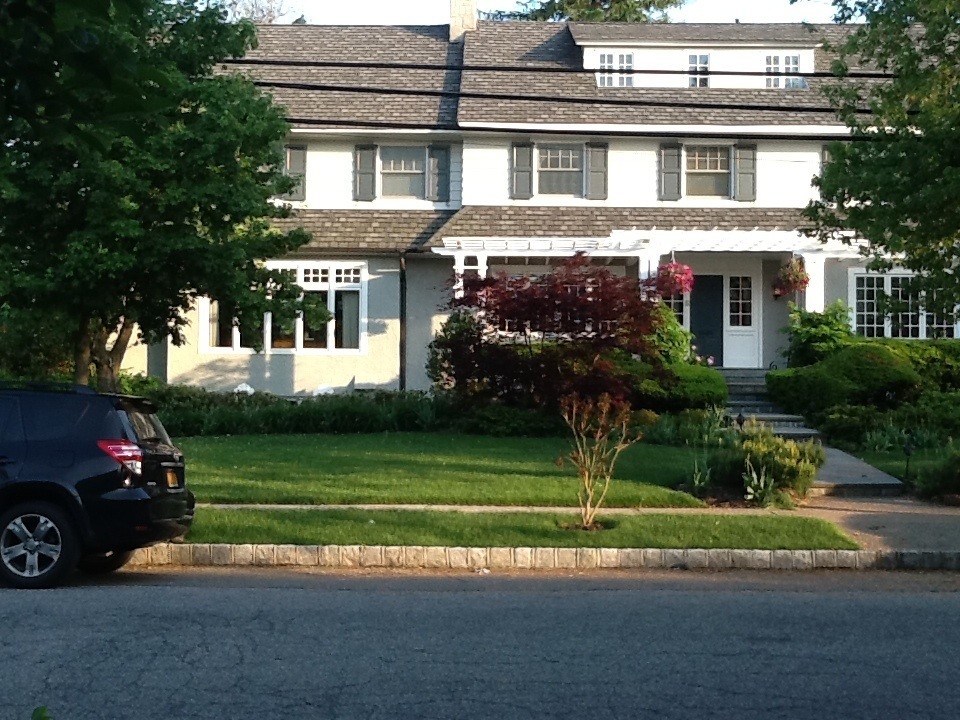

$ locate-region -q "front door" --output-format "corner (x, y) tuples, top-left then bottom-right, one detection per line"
(689, 274), (724, 366)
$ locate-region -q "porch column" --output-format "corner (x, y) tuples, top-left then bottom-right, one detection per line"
(801, 254), (826, 313)
(452, 252), (488, 298)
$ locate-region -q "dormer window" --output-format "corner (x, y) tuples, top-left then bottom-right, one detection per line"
(688, 54), (709, 88)
(597, 52), (634, 88)
(766, 54), (807, 89)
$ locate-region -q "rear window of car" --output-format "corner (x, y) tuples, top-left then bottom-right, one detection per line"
(121, 410), (172, 445)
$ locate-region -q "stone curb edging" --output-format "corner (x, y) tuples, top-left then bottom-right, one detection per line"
(127, 544), (960, 572)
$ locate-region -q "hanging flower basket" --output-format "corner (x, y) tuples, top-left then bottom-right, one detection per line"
(655, 262), (695, 296)
(772, 258), (809, 298)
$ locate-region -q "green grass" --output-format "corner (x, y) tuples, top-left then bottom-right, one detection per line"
(857, 447), (949, 481)
(186, 508), (858, 550)
(179, 433), (704, 508)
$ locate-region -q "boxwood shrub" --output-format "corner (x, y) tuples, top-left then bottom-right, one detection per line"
(767, 343), (921, 415)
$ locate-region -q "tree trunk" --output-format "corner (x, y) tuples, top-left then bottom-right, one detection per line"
(74, 318), (93, 386)
(91, 320), (134, 393)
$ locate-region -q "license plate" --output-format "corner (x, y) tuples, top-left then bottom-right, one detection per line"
(166, 469), (179, 488)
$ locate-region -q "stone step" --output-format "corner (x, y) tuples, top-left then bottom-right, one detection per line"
(717, 368), (770, 380)
(724, 381), (769, 395)
(727, 400), (780, 414)
(770, 426), (823, 441)
(728, 412), (809, 427)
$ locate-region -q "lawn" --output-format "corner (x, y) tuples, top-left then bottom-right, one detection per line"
(178, 433), (703, 508)
(858, 447), (948, 482)
(186, 508), (858, 550)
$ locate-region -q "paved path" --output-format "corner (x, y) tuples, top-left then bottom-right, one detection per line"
(813, 446), (904, 494)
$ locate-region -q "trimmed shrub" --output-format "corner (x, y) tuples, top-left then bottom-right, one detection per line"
(767, 343), (921, 415)
(625, 361), (728, 413)
(452, 404), (565, 437)
(649, 302), (693, 365)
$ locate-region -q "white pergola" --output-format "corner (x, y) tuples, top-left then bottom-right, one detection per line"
(431, 227), (867, 312)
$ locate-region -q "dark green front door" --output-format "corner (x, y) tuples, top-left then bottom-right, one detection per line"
(690, 274), (724, 366)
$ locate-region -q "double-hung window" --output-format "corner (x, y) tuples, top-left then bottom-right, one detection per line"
(766, 54), (806, 90)
(282, 145), (306, 201)
(537, 145), (584, 196)
(202, 261), (366, 353)
(354, 145), (450, 202)
(685, 146), (730, 196)
(688, 54), (709, 88)
(852, 272), (958, 339)
(597, 53), (633, 87)
(380, 147), (427, 198)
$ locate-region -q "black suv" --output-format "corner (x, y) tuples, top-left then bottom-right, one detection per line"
(0, 384), (194, 589)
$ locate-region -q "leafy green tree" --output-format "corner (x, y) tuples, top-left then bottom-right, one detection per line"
(0, 1), (321, 390)
(806, 0), (960, 315)
(490, 0), (682, 21)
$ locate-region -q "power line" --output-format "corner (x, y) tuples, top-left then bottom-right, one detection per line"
(257, 79), (877, 116)
(225, 57), (891, 79)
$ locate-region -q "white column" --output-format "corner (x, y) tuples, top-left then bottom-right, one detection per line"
(802, 254), (826, 313)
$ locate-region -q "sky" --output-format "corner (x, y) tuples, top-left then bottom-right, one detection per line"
(294, 0), (839, 25)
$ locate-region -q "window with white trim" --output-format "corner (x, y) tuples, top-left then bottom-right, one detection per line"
(663, 294), (686, 326)
(537, 144), (584, 196)
(617, 53), (634, 87)
(201, 261), (366, 353)
(596, 52), (634, 87)
(380, 147), (426, 198)
(729, 277), (753, 327)
(766, 54), (806, 90)
(598, 53), (615, 87)
(685, 146), (730, 196)
(853, 273), (959, 339)
(688, 54), (709, 88)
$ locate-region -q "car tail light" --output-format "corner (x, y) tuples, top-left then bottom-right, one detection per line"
(98, 439), (143, 480)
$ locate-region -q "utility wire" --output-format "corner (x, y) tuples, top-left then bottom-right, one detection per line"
(224, 57), (891, 79)
(257, 79), (879, 116)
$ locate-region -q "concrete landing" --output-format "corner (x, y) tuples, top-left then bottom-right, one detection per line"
(812, 447), (904, 497)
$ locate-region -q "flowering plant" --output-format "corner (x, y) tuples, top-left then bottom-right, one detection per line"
(655, 262), (695, 296)
(772, 258), (809, 298)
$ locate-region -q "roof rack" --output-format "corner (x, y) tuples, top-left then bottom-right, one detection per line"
(0, 380), (98, 395)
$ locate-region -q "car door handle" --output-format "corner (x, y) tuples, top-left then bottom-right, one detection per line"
(0, 457), (14, 465)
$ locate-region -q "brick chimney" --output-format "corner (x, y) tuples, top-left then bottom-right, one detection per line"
(450, 0), (478, 42)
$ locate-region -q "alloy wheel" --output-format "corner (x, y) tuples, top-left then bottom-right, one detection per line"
(0, 514), (63, 579)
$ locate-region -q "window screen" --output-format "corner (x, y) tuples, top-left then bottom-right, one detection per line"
(537, 145), (583, 196)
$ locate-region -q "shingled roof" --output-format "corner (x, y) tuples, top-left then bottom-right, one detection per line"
(274, 210), (457, 255)
(425, 206), (810, 248)
(567, 22), (846, 45)
(457, 21), (852, 127)
(229, 25), (461, 128)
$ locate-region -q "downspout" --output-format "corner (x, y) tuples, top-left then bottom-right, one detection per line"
(399, 252), (408, 391)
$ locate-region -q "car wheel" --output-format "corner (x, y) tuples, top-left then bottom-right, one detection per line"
(0, 502), (80, 589)
(76, 550), (135, 575)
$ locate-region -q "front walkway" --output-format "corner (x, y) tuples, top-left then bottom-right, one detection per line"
(813, 447), (904, 496)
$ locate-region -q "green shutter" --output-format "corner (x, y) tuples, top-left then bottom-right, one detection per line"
(585, 143), (608, 200)
(511, 143), (534, 200)
(658, 144), (681, 201)
(427, 145), (450, 202)
(734, 144), (757, 202)
(284, 145), (306, 201)
(353, 145), (377, 201)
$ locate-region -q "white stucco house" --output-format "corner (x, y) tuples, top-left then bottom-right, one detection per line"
(125, 1), (958, 395)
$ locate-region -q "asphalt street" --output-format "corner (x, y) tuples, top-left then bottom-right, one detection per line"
(2, 568), (959, 720)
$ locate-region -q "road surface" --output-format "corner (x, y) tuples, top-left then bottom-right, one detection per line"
(2, 568), (958, 719)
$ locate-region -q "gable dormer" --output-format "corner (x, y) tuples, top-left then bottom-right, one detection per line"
(569, 23), (820, 91)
